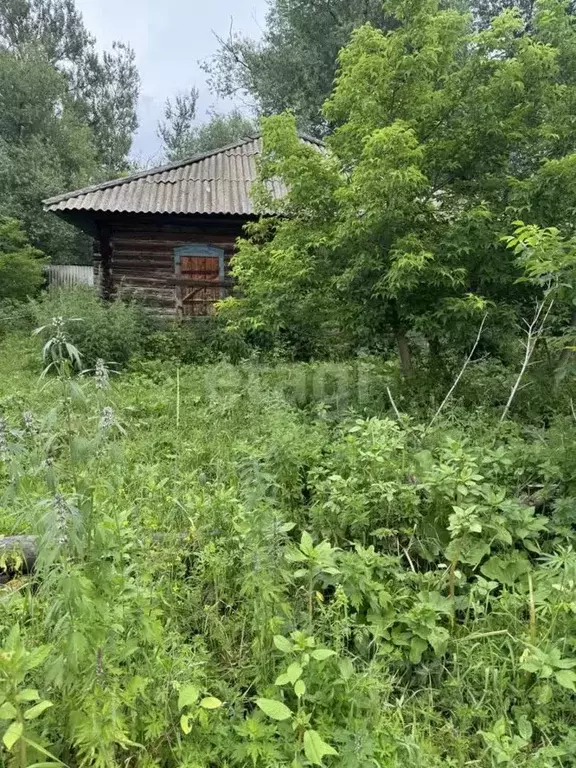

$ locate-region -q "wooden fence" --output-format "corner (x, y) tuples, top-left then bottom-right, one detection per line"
(45, 265), (95, 288)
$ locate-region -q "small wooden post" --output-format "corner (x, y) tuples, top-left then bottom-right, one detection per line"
(174, 247), (183, 316)
(98, 224), (114, 301)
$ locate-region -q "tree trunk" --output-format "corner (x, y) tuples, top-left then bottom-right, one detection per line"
(395, 329), (413, 378)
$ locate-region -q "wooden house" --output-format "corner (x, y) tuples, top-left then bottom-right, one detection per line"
(43, 135), (321, 316)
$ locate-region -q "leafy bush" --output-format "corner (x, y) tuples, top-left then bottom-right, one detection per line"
(0, 299), (37, 341)
(32, 286), (154, 368)
(141, 316), (252, 365)
(0, 217), (45, 302)
(141, 317), (339, 367)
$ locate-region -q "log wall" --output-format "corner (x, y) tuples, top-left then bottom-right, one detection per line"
(94, 215), (249, 315)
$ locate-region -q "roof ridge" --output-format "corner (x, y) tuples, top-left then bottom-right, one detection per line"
(43, 134), (262, 206)
(44, 132), (326, 207)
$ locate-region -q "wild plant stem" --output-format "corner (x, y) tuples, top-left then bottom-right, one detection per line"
(528, 573), (537, 643)
(19, 714), (26, 768)
(501, 298), (553, 423)
(308, 573), (314, 630)
(386, 386), (401, 419)
(449, 558), (458, 602)
(428, 314), (487, 429)
(176, 366), (181, 429)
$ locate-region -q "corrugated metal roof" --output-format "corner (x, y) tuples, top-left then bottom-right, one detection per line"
(43, 134), (323, 217)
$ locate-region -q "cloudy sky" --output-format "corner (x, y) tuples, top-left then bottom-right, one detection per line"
(75, 0), (268, 164)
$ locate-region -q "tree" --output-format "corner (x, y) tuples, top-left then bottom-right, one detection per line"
(73, 41), (139, 174)
(0, 0), (140, 263)
(158, 91), (256, 162)
(0, 44), (97, 263)
(0, 217), (45, 301)
(206, 0), (576, 137)
(220, 0), (576, 374)
(187, 111), (258, 156)
(0, 0), (139, 175)
(158, 88), (199, 162)
(204, 0), (393, 136)
(0, 0), (90, 62)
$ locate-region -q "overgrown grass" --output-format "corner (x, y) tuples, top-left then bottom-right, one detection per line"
(1, 331), (576, 767)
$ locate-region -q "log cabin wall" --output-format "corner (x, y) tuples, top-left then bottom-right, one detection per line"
(44, 136), (323, 310)
(44, 136), (324, 311)
(93, 214), (249, 315)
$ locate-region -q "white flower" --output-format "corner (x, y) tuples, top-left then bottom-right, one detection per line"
(100, 406), (115, 430)
(23, 411), (36, 435)
(95, 359), (110, 390)
(53, 492), (69, 545)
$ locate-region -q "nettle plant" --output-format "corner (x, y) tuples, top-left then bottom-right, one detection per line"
(285, 532), (340, 627)
(0, 321), (145, 765)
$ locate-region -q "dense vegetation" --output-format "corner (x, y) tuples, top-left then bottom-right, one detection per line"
(2, 310), (576, 767)
(3, 0), (576, 766)
(206, 0), (564, 135)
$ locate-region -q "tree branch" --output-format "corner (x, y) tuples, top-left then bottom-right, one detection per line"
(212, 27), (252, 74)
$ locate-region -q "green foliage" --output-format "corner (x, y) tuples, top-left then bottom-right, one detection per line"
(505, 222), (576, 377)
(206, 0), (554, 135)
(0, 625), (54, 768)
(0, 218), (45, 302)
(0, 44), (97, 263)
(31, 287), (153, 368)
(0, 0), (139, 175)
(1, 331), (576, 766)
(157, 87), (199, 161)
(140, 317), (253, 366)
(223, 0), (576, 374)
(2, 2), (576, 764)
(0, 0), (139, 263)
(205, 0), (392, 135)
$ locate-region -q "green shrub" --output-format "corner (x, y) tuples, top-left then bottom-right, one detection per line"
(32, 286), (155, 368)
(0, 299), (36, 340)
(140, 316), (253, 366)
(0, 217), (45, 302)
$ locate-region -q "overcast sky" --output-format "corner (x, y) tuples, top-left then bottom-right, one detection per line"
(75, 0), (268, 164)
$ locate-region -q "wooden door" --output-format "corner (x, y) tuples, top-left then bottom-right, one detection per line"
(174, 245), (224, 316)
